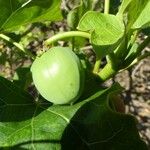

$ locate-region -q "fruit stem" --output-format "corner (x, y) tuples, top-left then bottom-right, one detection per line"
(44, 31), (91, 46)
(0, 33), (35, 59)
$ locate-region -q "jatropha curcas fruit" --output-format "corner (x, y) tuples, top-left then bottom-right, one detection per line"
(31, 47), (85, 104)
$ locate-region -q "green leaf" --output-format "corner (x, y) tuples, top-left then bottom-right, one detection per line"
(13, 67), (32, 90)
(67, 0), (93, 29)
(67, 0), (94, 49)
(132, 1), (150, 29)
(118, 0), (150, 30)
(77, 11), (125, 58)
(0, 0), (62, 32)
(117, 0), (133, 15)
(0, 76), (147, 149)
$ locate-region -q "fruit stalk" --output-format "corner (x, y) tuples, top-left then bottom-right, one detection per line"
(44, 31), (91, 46)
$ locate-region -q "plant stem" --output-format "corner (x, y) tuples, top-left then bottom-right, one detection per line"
(106, 52), (117, 64)
(115, 31), (138, 60)
(0, 33), (35, 59)
(97, 36), (150, 82)
(104, 0), (110, 14)
(124, 35), (150, 66)
(97, 63), (117, 82)
(44, 31), (91, 46)
(93, 59), (101, 74)
(125, 52), (150, 70)
(129, 30), (138, 46)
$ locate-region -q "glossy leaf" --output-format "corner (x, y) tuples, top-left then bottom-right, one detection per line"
(0, 76), (147, 149)
(77, 11), (125, 58)
(0, 0), (62, 32)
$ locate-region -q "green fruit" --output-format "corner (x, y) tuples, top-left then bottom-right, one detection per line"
(31, 47), (84, 104)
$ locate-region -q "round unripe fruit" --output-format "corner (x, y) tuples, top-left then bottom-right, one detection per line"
(31, 47), (84, 104)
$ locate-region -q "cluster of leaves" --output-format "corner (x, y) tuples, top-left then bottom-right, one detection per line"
(0, 77), (147, 149)
(0, 0), (149, 149)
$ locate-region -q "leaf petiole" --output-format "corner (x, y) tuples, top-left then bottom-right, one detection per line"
(104, 0), (110, 14)
(97, 62), (117, 82)
(93, 59), (101, 74)
(44, 31), (91, 46)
